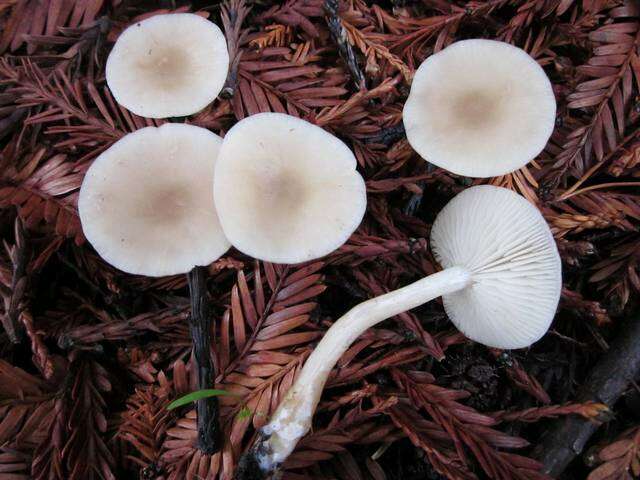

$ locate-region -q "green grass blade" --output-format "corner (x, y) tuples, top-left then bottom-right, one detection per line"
(167, 389), (232, 410)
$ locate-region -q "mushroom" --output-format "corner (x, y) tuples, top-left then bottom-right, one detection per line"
(235, 185), (561, 478)
(106, 13), (229, 119)
(79, 123), (229, 276)
(213, 112), (367, 264)
(79, 123), (229, 452)
(403, 39), (556, 178)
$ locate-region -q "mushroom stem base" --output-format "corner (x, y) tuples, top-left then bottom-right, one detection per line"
(234, 431), (279, 480)
(236, 266), (472, 477)
(188, 265), (221, 454)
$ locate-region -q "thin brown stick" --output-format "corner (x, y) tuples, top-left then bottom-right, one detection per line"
(556, 181), (640, 201)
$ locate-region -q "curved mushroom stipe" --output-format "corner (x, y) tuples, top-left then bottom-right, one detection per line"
(234, 186), (561, 478)
(234, 268), (471, 479)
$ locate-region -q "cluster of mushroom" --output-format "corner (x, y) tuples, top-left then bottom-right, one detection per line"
(81, 13), (368, 455)
(84, 13), (367, 275)
(79, 12), (562, 478)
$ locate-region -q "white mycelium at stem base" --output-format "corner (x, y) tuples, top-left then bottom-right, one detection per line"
(250, 185), (561, 471)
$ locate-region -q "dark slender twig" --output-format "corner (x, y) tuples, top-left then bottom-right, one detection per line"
(187, 266), (221, 454)
(1, 217), (27, 343)
(363, 123), (406, 145)
(220, 0), (250, 99)
(324, 0), (366, 91)
(535, 313), (640, 476)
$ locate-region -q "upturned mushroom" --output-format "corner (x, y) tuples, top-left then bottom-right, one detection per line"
(79, 123), (229, 452)
(403, 39), (556, 178)
(106, 13), (229, 118)
(213, 112), (367, 264)
(235, 185), (562, 478)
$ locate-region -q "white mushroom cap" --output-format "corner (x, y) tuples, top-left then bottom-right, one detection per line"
(213, 113), (367, 264)
(106, 13), (229, 118)
(403, 39), (556, 178)
(430, 185), (561, 349)
(78, 123), (230, 277)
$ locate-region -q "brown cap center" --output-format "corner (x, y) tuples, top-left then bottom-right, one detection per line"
(452, 90), (500, 129)
(138, 46), (188, 90)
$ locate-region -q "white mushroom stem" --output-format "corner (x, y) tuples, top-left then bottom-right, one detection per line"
(256, 266), (472, 470)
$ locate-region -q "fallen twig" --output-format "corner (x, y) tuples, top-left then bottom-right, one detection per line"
(221, 0), (250, 99)
(536, 313), (640, 476)
(324, 0), (366, 90)
(364, 123), (406, 145)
